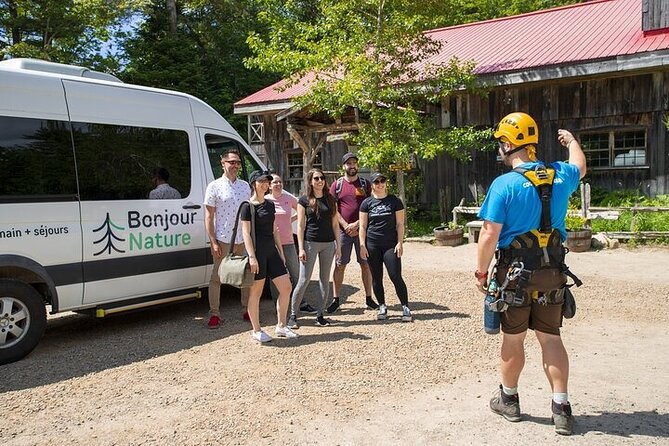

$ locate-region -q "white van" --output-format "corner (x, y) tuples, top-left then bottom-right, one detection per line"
(0, 59), (265, 365)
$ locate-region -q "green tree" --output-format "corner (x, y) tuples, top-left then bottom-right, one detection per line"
(121, 0), (279, 132)
(245, 0), (492, 177)
(0, 0), (141, 70)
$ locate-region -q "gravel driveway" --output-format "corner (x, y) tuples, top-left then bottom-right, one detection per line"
(1, 242), (668, 445)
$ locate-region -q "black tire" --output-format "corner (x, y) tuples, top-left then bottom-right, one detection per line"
(0, 279), (47, 365)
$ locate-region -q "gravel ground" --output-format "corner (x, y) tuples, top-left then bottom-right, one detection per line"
(1, 242), (668, 445)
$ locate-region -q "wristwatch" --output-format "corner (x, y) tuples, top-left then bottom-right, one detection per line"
(474, 270), (488, 280)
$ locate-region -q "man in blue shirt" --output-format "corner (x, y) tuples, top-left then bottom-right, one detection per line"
(475, 112), (586, 436)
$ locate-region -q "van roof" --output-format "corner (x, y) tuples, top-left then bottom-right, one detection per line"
(0, 58), (123, 83)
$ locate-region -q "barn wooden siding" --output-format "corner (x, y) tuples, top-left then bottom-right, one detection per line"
(421, 70), (669, 217)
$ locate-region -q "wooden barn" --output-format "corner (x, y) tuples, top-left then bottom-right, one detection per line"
(234, 0), (669, 212)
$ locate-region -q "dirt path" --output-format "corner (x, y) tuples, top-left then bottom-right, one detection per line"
(1, 243), (668, 445)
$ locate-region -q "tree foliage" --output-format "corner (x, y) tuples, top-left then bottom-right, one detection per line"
(121, 0), (279, 132)
(0, 0), (141, 70)
(245, 0), (497, 169)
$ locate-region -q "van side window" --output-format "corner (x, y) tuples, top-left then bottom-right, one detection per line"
(204, 134), (260, 181)
(0, 116), (77, 203)
(72, 123), (191, 200)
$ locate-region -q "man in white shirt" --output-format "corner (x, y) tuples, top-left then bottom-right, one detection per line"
(204, 150), (251, 329)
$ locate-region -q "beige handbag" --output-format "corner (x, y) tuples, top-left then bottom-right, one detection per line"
(218, 201), (255, 288)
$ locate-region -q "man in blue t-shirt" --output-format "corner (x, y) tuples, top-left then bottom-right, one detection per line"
(475, 112), (586, 436)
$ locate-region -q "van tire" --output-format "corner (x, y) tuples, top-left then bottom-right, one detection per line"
(0, 280), (47, 365)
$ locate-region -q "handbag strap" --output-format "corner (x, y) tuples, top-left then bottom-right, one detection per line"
(228, 200), (256, 256)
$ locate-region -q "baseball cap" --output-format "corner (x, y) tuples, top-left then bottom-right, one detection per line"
(248, 170), (272, 184)
(369, 172), (387, 183)
(342, 152), (358, 164)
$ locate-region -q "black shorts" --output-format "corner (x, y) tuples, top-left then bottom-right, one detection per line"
(255, 245), (287, 281)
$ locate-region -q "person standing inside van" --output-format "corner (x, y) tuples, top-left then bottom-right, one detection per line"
(149, 167), (181, 199)
(327, 152), (378, 314)
(204, 150), (251, 329)
(241, 170), (297, 342)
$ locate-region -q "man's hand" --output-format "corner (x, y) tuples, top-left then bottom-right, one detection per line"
(344, 221), (358, 236)
(211, 242), (222, 259)
(558, 129), (575, 148)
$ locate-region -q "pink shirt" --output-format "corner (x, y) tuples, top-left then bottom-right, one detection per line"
(265, 191), (297, 245)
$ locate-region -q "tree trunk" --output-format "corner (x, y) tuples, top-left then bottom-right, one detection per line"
(166, 0), (177, 34)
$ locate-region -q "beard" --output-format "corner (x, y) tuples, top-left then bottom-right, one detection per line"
(345, 166), (358, 177)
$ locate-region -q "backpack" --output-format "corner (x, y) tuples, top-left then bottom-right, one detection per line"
(334, 176), (369, 199)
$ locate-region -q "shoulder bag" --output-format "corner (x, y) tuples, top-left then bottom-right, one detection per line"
(218, 201), (256, 288)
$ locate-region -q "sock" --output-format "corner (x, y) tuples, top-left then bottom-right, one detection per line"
(502, 385), (518, 396)
(553, 392), (569, 404)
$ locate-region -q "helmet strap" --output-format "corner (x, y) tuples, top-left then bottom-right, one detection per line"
(503, 144), (529, 158)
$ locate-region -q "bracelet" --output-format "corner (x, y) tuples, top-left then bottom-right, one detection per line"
(474, 270), (488, 280)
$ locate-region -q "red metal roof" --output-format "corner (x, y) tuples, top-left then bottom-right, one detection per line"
(235, 0), (669, 108)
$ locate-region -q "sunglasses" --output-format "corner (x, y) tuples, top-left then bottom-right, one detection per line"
(373, 178), (386, 184)
(312, 176), (325, 181)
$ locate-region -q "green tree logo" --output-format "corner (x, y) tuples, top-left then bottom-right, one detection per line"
(93, 213), (126, 256)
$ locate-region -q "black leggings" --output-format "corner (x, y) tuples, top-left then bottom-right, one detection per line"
(366, 242), (408, 306)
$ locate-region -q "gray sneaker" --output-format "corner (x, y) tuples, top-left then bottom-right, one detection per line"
(552, 401), (574, 436)
(287, 314), (299, 329)
(490, 385), (521, 422)
(377, 304), (388, 320)
(401, 305), (413, 322)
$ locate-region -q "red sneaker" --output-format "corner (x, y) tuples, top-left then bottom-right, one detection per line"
(243, 311), (251, 322)
(207, 315), (221, 329)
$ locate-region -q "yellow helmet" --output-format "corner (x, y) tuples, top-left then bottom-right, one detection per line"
(494, 112), (538, 146)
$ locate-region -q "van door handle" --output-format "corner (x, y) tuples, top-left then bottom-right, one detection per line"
(182, 204), (201, 209)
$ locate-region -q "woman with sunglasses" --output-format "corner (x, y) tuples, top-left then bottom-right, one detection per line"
(240, 170), (298, 343)
(288, 168), (341, 328)
(359, 172), (412, 322)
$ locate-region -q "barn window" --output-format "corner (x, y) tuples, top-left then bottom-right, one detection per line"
(580, 129), (647, 168)
(284, 152), (322, 195)
(249, 115), (264, 143)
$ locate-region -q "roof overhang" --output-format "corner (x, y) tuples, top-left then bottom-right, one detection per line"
(233, 100), (295, 115)
(480, 49), (669, 87)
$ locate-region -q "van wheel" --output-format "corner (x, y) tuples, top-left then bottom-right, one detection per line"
(0, 280), (47, 365)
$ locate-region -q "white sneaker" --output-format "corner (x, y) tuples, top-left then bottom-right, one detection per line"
(401, 305), (413, 322)
(275, 325), (299, 338)
(252, 330), (272, 343)
(377, 304), (388, 320)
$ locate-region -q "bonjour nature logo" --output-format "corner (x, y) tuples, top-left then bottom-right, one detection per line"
(93, 213), (126, 256)
(92, 210), (197, 257)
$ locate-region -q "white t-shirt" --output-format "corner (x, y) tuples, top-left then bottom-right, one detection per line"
(204, 176), (251, 244)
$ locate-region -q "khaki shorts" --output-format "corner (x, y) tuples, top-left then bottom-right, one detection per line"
(501, 289), (565, 336)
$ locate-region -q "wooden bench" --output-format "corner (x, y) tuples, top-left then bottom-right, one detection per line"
(465, 220), (484, 243)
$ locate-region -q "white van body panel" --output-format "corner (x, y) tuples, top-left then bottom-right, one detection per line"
(0, 69), (70, 121)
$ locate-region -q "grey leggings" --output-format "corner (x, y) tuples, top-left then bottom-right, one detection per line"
(290, 240), (335, 317)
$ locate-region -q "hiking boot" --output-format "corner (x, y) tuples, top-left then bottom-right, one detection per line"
(377, 304), (388, 320)
(366, 296), (379, 310)
(326, 298), (340, 314)
(300, 303), (317, 314)
(401, 305), (413, 322)
(275, 325), (299, 338)
(287, 314), (299, 329)
(315, 314), (331, 326)
(552, 400), (574, 436)
(207, 315), (221, 329)
(490, 385), (521, 422)
(251, 330), (272, 343)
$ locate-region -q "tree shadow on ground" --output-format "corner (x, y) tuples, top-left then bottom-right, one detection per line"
(263, 331), (371, 348)
(522, 410), (669, 437)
